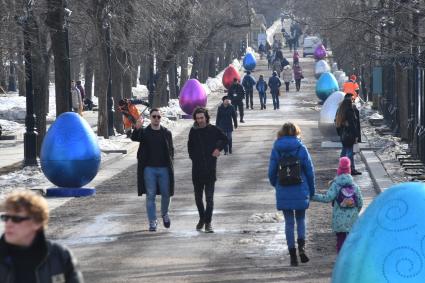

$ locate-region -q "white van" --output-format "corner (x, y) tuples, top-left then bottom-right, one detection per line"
(303, 36), (322, 57)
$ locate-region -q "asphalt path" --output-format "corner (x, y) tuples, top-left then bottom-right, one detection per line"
(47, 54), (376, 283)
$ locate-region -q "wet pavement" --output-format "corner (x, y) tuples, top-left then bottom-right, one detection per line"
(46, 53), (377, 282)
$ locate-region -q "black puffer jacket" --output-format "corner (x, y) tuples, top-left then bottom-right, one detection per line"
(188, 124), (228, 183)
(337, 108), (359, 146)
(131, 125), (174, 196)
(0, 232), (83, 283)
(227, 83), (245, 103)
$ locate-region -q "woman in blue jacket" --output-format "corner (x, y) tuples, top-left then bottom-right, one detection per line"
(268, 122), (315, 266)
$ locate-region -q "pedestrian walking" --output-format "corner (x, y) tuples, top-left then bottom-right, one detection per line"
(131, 108), (175, 232)
(282, 65), (293, 92)
(71, 80), (83, 116)
(227, 78), (245, 123)
(188, 107), (228, 233)
(293, 61), (303, 92)
(343, 75), (360, 98)
(0, 191), (84, 282)
(256, 75), (268, 110)
(242, 71), (256, 110)
(268, 71), (282, 110)
(335, 95), (362, 175)
(76, 80), (85, 101)
(268, 122), (315, 266)
(216, 96), (237, 155)
(311, 157), (363, 253)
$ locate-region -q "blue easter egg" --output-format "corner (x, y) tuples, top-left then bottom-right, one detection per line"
(243, 53), (256, 71)
(41, 112), (101, 188)
(332, 182), (425, 283)
(316, 72), (339, 101)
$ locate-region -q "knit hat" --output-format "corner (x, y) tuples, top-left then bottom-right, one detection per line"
(337, 157), (351, 175)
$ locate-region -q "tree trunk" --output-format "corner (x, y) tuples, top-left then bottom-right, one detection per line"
(123, 66), (132, 99)
(190, 52), (200, 79)
(46, 0), (71, 116)
(16, 36), (26, 97)
(208, 51), (216, 78)
(139, 54), (147, 85)
(84, 50), (95, 100)
(225, 41), (233, 66)
(218, 48), (225, 71)
(71, 48), (81, 81)
(153, 61), (168, 108)
(199, 52), (209, 83)
(179, 51), (188, 89)
(112, 48), (124, 134)
(168, 60), (177, 99)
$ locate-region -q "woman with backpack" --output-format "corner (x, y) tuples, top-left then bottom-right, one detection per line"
(268, 122), (316, 266)
(311, 157), (363, 253)
(335, 96), (362, 175)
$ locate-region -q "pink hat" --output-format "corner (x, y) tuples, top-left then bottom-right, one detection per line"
(337, 157), (351, 175)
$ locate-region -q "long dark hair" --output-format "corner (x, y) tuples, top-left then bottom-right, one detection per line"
(335, 98), (353, 128)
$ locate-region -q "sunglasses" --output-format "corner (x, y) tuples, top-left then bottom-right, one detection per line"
(151, 115), (161, 119)
(0, 214), (31, 223)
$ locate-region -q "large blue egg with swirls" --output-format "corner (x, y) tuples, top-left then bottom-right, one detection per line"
(243, 53), (256, 71)
(332, 182), (425, 283)
(41, 112), (101, 188)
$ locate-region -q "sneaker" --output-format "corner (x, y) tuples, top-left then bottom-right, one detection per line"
(229, 149), (232, 154)
(205, 223), (214, 233)
(149, 220), (157, 232)
(196, 219), (205, 231)
(224, 152), (228, 155)
(351, 170), (362, 176)
(240, 120), (245, 123)
(162, 214), (171, 228)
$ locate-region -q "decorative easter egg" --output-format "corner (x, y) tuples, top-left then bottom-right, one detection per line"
(333, 182), (425, 283)
(316, 72), (339, 101)
(41, 112), (101, 188)
(243, 53), (256, 71)
(318, 91), (345, 141)
(314, 44), (327, 60)
(179, 79), (207, 115)
(222, 65), (241, 89)
(315, 60), (331, 79)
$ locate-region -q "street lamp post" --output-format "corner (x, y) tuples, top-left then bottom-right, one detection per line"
(103, 11), (114, 137)
(18, 0), (38, 166)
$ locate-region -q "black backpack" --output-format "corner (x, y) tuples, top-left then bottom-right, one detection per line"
(278, 146), (303, 186)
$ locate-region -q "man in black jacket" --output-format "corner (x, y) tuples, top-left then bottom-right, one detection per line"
(188, 107), (228, 233)
(227, 78), (245, 123)
(0, 191), (83, 283)
(216, 96), (237, 155)
(131, 108), (175, 231)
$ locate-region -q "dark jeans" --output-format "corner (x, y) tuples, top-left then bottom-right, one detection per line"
(258, 91), (266, 108)
(282, 209), (306, 249)
(233, 100), (244, 121)
(340, 146), (355, 170)
(336, 232), (348, 253)
(194, 181), (215, 224)
(295, 79), (301, 91)
(271, 91), (280, 109)
(223, 131), (232, 153)
(245, 89), (253, 108)
(285, 82), (290, 92)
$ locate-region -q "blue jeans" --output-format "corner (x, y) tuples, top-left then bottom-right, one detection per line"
(271, 92), (280, 109)
(259, 91), (266, 107)
(144, 167), (170, 222)
(282, 209), (306, 249)
(340, 146), (355, 170)
(223, 131), (232, 153)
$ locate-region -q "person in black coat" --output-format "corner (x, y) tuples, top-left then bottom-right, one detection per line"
(188, 107), (228, 233)
(227, 78), (245, 123)
(131, 108), (175, 231)
(0, 191), (83, 283)
(268, 71), (282, 110)
(335, 96), (362, 175)
(216, 96), (238, 155)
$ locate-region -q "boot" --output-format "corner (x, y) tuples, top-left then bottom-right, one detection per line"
(289, 248), (298, 266)
(297, 239), (310, 263)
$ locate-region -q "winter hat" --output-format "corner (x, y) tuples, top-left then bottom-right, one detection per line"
(337, 157), (351, 175)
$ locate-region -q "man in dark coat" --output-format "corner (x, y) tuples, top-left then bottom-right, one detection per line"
(131, 108), (175, 231)
(242, 71), (256, 110)
(227, 78), (245, 123)
(268, 71), (282, 110)
(0, 191), (83, 283)
(216, 96), (237, 155)
(188, 107), (228, 233)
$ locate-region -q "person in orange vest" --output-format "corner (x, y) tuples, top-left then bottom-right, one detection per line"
(343, 75), (360, 98)
(118, 99), (149, 137)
